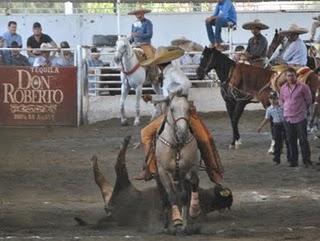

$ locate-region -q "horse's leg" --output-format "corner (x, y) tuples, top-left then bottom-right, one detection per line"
(157, 167), (182, 227)
(232, 101), (248, 149)
(155, 176), (171, 230)
(134, 86), (142, 126)
(189, 170), (200, 219)
(179, 178), (190, 231)
(120, 80), (129, 126)
(152, 81), (162, 95)
(223, 93), (237, 148)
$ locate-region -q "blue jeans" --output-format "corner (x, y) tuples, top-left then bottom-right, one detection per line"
(284, 119), (311, 166)
(205, 17), (230, 44)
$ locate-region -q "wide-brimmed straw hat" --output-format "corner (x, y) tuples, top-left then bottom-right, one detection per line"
(171, 37), (204, 52)
(279, 24), (308, 35)
(242, 19), (269, 30)
(40, 43), (53, 50)
(128, 7), (151, 15)
(312, 15), (320, 21)
(140, 46), (185, 66)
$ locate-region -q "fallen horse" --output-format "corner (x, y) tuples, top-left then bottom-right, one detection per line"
(76, 136), (233, 231)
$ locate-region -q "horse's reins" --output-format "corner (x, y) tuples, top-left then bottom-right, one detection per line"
(117, 46), (140, 76)
(157, 97), (194, 181)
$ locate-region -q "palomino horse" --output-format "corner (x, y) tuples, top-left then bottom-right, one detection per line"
(196, 47), (320, 148)
(114, 37), (161, 126)
(155, 94), (200, 233)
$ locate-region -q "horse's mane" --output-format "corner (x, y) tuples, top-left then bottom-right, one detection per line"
(210, 48), (236, 84)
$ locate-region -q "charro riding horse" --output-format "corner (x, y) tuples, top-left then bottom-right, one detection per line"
(268, 29), (320, 71)
(155, 94), (201, 233)
(114, 37), (161, 126)
(196, 47), (320, 149)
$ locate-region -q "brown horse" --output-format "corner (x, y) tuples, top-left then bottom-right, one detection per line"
(267, 29), (320, 71)
(196, 47), (320, 148)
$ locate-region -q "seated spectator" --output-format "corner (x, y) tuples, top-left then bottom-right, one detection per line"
(87, 47), (104, 67)
(8, 41), (30, 66)
(3, 21), (22, 47)
(27, 22), (57, 64)
(0, 36), (10, 65)
(33, 43), (54, 67)
(51, 41), (74, 66)
(171, 37), (203, 66)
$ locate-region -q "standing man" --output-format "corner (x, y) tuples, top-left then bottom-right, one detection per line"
(128, 7), (155, 59)
(242, 19), (269, 66)
(280, 68), (313, 167)
(3, 21), (22, 47)
(205, 0), (237, 51)
(26, 22), (57, 64)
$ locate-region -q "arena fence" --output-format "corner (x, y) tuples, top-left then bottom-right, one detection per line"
(0, 44), (248, 126)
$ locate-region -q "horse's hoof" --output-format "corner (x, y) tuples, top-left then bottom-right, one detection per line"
(121, 120), (129, 126)
(235, 144), (240, 150)
(229, 144), (235, 149)
(189, 204), (201, 218)
(133, 120), (140, 126)
(173, 219), (183, 227)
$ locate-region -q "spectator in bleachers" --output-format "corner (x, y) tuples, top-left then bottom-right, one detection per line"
(33, 43), (54, 67)
(8, 41), (30, 66)
(87, 47), (104, 67)
(27, 22), (57, 64)
(87, 47), (104, 96)
(171, 37), (203, 66)
(51, 41), (74, 66)
(0, 36), (10, 65)
(3, 21), (22, 47)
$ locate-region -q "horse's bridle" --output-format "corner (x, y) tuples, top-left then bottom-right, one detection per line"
(198, 51), (215, 77)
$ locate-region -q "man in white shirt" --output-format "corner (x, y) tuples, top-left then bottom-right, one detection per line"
(135, 46), (224, 184)
(309, 15), (320, 43)
(273, 24), (308, 66)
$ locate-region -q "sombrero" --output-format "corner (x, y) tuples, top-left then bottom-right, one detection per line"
(279, 24), (308, 35)
(40, 43), (53, 49)
(312, 15), (320, 21)
(242, 19), (269, 30)
(171, 37), (204, 52)
(128, 7), (151, 15)
(140, 46), (185, 66)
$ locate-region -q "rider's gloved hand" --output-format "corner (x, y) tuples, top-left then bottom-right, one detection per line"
(142, 94), (152, 103)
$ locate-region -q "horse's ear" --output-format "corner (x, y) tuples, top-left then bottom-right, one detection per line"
(175, 88), (183, 97)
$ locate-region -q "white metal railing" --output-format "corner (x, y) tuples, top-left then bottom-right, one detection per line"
(0, 47), (76, 67)
(83, 47), (219, 96)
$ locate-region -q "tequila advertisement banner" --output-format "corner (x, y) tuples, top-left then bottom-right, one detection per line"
(0, 66), (77, 126)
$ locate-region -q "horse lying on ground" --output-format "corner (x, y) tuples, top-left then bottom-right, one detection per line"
(75, 136), (233, 233)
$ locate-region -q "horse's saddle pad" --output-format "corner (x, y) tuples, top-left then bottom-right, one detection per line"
(270, 66), (313, 92)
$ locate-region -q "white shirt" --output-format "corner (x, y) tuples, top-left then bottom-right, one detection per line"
(162, 63), (191, 97)
(282, 38), (307, 66)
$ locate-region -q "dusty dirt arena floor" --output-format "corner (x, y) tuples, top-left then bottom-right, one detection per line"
(1, 110), (320, 241)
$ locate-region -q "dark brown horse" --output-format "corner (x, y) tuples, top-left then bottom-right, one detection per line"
(196, 47), (320, 148)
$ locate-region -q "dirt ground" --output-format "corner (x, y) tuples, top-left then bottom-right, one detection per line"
(1, 110), (320, 241)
